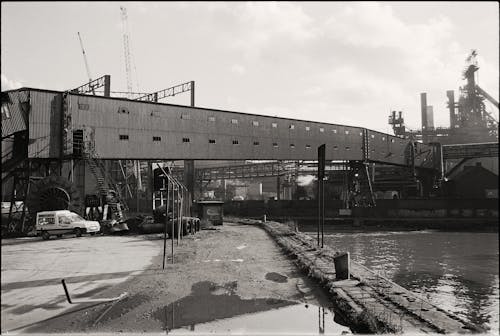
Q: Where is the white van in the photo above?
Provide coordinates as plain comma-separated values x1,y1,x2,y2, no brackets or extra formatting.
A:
36,210,100,240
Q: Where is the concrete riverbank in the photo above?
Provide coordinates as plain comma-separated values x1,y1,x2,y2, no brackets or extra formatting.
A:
234,217,486,334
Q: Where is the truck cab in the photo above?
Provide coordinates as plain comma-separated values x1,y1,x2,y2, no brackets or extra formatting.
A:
36,210,100,240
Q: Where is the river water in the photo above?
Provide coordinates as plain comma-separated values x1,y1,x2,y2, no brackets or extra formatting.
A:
303,229,499,332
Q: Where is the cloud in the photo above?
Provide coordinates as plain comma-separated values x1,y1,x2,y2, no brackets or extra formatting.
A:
208,2,316,60
1,74,23,90
231,64,246,75
202,2,483,131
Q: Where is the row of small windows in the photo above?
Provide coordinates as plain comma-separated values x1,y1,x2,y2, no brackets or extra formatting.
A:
120,135,356,150
120,135,163,141
116,110,398,143
120,134,399,145
120,134,400,148
182,114,355,133
121,114,399,143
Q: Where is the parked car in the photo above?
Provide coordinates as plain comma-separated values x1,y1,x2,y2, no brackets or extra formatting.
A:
36,210,100,240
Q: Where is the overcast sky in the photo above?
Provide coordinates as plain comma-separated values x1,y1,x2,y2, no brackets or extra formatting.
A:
1,1,498,133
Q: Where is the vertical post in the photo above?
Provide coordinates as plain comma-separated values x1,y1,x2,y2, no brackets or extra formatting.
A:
8,175,17,226
177,185,181,245
223,179,227,200
70,159,74,183
190,81,195,107
20,163,31,233
184,160,195,206
103,75,111,97
276,175,281,200
420,92,428,143
136,160,140,212
317,175,320,247
179,187,183,241
61,279,72,304
365,164,376,207
318,144,325,248
182,81,195,217
148,161,153,212
170,179,174,264
163,176,169,270
321,172,325,248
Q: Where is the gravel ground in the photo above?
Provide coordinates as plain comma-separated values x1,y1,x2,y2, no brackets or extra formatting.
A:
20,221,337,334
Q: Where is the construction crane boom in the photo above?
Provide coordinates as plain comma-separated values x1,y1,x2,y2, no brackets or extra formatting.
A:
77,32,94,94
120,6,133,98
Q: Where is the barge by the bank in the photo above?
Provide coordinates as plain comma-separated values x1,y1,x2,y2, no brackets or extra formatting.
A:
235,217,485,334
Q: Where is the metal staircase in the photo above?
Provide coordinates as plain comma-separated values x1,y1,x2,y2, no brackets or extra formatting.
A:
77,130,129,219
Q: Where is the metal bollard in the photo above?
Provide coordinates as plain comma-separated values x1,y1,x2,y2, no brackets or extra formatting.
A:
61,279,72,304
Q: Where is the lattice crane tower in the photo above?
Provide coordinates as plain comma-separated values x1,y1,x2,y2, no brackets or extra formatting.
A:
120,6,133,99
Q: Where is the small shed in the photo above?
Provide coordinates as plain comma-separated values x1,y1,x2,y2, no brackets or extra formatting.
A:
196,201,224,227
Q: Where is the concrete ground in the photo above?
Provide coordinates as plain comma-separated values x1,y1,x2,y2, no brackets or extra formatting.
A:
1,234,159,333
1,221,348,334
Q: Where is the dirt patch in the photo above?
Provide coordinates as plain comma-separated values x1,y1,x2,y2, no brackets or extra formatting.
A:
24,223,342,333
74,285,112,298
95,294,150,325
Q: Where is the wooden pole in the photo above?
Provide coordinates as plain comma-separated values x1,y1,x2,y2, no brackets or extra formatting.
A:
170,179,174,264
162,177,169,269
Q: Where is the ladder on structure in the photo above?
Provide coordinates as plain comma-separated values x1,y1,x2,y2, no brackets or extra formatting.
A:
85,152,129,220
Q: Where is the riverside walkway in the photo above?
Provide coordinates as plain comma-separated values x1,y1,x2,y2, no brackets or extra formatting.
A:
236,217,485,334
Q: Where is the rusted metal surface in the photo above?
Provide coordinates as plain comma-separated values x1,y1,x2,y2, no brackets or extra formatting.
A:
15,88,435,168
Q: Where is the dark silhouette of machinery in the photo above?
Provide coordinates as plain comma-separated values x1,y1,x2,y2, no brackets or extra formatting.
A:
26,176,83,216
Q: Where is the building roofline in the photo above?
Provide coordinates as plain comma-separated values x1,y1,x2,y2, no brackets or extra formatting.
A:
3,87,403,137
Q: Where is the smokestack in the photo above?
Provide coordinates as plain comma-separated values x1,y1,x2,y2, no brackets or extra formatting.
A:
426,106,434,130
420,93,428,132
447,90,457,128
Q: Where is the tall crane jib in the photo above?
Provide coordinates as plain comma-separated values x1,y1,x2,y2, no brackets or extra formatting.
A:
77,32,94,95
120,6,133,99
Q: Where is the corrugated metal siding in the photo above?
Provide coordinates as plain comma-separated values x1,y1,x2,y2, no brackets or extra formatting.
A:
3,91,418,166
1,90,28,138
367,130,409,165
28,90,62,158
66,93,411,163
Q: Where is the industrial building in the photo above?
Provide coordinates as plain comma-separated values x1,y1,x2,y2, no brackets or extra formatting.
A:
1,50,498,236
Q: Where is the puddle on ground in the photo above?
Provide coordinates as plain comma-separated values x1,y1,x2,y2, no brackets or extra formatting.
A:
152,281,292,330
265,272,288,283
152,281,351,334
169,303,351,334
